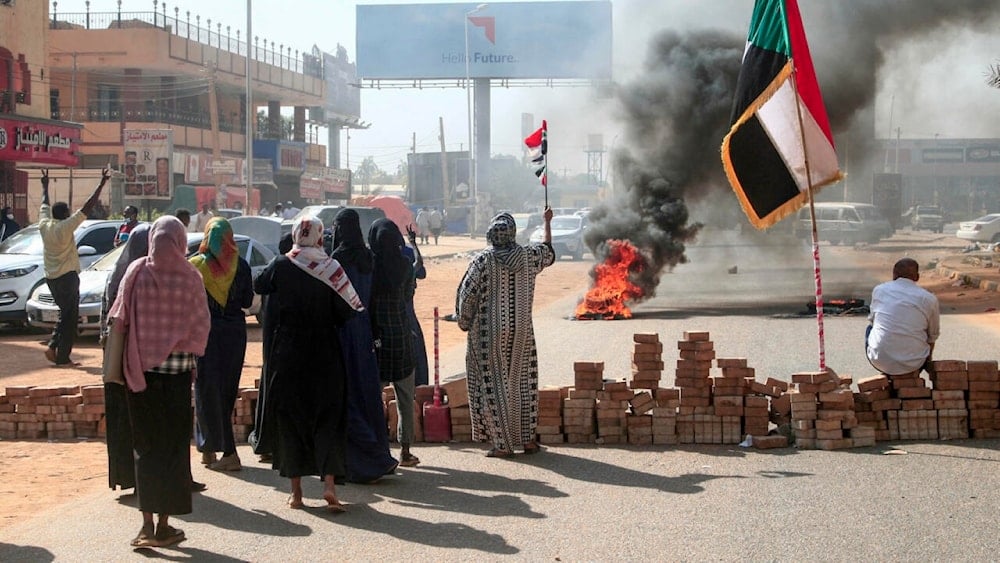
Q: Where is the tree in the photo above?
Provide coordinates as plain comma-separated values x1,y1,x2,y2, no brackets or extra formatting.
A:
988,61,1000,89
354,156,381,194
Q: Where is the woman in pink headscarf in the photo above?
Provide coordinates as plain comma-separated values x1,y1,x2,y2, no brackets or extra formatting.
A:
109,216,210,548
254,215,362,513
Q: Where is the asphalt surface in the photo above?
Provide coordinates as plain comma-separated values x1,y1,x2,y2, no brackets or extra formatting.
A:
3,230,1000,561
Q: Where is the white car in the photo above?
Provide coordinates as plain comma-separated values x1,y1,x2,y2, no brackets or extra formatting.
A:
0,220,120,325
956,214,1000,243
530,214,588,260
26,232,275,333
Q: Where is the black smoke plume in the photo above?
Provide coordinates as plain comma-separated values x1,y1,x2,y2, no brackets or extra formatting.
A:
584,30,743,301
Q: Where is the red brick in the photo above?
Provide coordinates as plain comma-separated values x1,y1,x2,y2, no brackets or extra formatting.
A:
681,331,710,341
633,333,660,344
633,342,663,354
716,358,748,369
677,340,714,351
857,375,890,392
765,378,789,391
930,360,967,371
573,361,605,373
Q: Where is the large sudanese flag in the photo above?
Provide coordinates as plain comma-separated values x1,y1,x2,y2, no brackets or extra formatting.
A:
721,0,843,230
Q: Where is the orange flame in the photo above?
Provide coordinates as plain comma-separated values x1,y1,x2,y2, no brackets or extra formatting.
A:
574,239,646,320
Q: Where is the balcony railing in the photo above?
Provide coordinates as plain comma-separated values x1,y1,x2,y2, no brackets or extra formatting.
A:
49,5,322,79
52,106,247,134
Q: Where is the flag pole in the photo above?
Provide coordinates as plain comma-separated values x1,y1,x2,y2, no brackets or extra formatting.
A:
544,149,549,209
790,63,828,374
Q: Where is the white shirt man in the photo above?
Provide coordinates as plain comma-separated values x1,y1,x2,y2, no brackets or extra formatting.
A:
192,205,214,233
866,258,940,375
282,201,300,220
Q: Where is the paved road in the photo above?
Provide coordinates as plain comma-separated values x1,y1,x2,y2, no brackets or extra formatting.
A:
4,230,1000,561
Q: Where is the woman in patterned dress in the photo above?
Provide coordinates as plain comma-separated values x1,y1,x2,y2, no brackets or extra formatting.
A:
456,208,554,457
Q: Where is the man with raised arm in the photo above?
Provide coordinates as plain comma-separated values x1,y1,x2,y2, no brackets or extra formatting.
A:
39,165,111,367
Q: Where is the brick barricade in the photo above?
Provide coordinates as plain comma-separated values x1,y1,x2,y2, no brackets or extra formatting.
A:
2,334,995,452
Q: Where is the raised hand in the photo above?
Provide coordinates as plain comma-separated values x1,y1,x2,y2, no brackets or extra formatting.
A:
40,168,49,187
100,164,112,184
405,224,418,245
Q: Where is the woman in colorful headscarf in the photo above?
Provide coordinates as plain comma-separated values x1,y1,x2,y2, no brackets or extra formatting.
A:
190,216,254,472
368,218,421,467
254,215,362,512
456,207,554,458
108,216,210,547
331,209,398,483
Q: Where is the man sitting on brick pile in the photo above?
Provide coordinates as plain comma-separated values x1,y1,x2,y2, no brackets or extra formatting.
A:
865,258,940,376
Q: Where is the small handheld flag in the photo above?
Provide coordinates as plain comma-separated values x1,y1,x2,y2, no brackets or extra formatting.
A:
524,120,548,206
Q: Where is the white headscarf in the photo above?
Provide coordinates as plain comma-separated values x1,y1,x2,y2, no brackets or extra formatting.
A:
286,215,363,311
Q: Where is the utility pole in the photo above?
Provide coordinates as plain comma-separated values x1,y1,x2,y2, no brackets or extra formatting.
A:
438,117,450,208
69,52,77,206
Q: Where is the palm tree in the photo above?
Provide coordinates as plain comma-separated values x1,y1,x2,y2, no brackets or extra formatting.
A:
987,61,1000,89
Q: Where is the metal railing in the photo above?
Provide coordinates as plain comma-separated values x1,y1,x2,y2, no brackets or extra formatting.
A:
51,106,246,134
49,5,322,79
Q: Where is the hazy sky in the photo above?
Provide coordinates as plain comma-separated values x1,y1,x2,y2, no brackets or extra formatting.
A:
52,1,1000,175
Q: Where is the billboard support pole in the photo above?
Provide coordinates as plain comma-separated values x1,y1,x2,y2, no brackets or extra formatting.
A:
465,4,487,237
245,0,254,213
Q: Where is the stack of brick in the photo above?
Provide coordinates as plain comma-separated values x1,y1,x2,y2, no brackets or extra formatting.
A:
965,361,1000,438
749,377,789,430
565,362,602,443
854,375,892,441
675,331,714,444
651,388,679,445
631,333,664,390
791,372,864,449
595,381,630,445
442,378,473,442
626,390,655,445
0,385,106,441
886,370,937,440
536,386,565,444
926,360,967,439
714,357,751,444
233,388,257,443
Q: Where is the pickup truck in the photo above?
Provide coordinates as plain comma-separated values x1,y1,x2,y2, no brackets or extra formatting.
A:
909,205,945,233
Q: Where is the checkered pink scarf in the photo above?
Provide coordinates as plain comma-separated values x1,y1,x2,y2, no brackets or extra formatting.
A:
109,217,210,392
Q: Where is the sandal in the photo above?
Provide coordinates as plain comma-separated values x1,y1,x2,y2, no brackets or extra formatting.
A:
523,442,543,455
486,448,514,458
154,524,185,547
130,523,158,548
287,496,304,509
399,453,420,467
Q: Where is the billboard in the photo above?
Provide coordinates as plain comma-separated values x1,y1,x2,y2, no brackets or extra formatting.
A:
123,129,173,200
357,1,612,80
0,116,80,167
321,46,362,121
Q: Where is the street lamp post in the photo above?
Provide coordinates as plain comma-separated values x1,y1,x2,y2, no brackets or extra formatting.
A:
465,3,486,236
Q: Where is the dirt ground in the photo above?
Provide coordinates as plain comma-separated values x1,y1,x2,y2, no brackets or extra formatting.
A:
0,243,998,527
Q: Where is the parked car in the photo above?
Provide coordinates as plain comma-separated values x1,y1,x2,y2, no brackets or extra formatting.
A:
215,208,244,219
0,220,120,324
793,202,892,245
284,205,387,240
26,232,275,333
956,213,1000,243
530,214,588,260
908,205,945,233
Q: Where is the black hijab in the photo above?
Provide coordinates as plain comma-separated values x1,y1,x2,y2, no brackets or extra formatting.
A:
368,218,410,294
331,208,373,274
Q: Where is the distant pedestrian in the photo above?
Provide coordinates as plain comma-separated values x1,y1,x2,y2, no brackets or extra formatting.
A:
456,208,554,457
254,215,363,512
108,216,210,548
272,203,284,218
428,207,444,245
173,208,191,229
39,166,110,367
0,206,20,241
192,204,214,233
415,207,431,245
190,217,254,472
283,201,300,220
114,205,140,247
331,209,398,483
368,218,421,468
